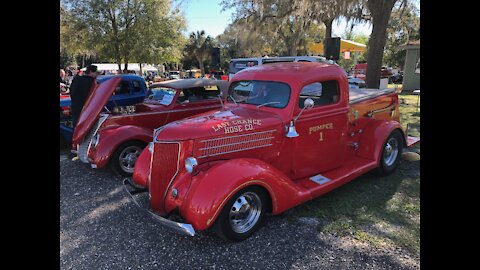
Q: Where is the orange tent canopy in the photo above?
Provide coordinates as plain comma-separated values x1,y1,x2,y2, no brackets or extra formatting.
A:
309,39,367,54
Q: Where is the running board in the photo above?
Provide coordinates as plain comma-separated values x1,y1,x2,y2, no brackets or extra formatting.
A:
296,156,378,200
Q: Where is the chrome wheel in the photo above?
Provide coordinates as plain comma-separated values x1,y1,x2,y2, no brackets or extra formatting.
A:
383,137,399,167
118,145,142,173
229,191,262,234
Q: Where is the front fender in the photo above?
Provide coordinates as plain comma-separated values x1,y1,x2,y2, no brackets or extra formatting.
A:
91,125,152,168
356,119,405,163
178,158,309,231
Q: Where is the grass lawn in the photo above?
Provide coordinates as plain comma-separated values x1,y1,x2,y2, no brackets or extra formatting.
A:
291,92,420,256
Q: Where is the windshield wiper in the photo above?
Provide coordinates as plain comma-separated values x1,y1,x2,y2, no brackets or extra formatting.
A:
256,101,280,108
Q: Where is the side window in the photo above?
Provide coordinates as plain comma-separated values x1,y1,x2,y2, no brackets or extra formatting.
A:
299,80,339,108
180,87,208,103
132,80,141,92
115,81,130,95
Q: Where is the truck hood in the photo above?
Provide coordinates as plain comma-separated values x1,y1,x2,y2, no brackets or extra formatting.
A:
154,106,284,141
72,77,121,145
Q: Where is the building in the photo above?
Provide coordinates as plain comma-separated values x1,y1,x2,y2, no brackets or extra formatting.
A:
81,63,159,75
398,40,420,91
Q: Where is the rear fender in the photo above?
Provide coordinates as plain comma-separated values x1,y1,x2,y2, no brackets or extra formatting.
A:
179,158,309,231
91,125,152,168
357,119,405,162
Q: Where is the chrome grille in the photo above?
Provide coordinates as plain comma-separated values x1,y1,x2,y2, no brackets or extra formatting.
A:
78,113,109,163
149,142,180,212
198,130,276,158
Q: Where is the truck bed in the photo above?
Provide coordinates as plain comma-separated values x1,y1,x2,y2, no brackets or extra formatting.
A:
349,88,395,104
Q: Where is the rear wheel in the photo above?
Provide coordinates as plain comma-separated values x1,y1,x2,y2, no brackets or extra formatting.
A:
214,186,268,242
377,130,403,175
111,141,146,177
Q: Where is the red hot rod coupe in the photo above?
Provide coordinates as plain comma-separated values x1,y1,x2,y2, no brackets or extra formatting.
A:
72,78,229,176
124,62,420,241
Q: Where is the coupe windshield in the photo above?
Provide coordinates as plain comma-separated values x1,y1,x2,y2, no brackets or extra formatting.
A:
228,81,291,108
146,87,176,105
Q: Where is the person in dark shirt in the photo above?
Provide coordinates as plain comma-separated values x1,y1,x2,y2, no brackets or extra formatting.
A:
69,65,99,130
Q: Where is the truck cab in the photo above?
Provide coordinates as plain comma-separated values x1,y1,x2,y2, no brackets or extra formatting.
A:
125,62,419,241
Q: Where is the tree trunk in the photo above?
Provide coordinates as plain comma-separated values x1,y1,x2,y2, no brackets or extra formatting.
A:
365,0,397,89
323,18,334,55
199,59,205,77
139,63,143,76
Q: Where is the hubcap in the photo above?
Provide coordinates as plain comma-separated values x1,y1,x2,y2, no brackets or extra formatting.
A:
383,137,399,166
229,191,262,234
119,145,142,173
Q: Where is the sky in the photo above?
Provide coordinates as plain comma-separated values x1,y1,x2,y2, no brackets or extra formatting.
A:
179,0,374,39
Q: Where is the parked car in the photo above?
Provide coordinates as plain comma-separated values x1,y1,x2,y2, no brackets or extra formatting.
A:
228,56,332,81
60,75,148,143
390,71,404,84
169,71,180,80
347,76,366,89
72,78,229,176
353,63,394,81
124,62,420,241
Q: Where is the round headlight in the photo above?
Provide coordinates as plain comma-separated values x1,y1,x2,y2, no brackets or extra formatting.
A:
185,157,198,174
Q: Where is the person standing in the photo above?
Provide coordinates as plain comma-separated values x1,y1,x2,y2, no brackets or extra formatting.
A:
60,69,67,84
69,65,99,130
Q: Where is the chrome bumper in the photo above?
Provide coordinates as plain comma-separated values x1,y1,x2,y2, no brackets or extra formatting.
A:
122,178,195,237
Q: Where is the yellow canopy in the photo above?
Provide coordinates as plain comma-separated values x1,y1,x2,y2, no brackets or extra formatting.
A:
309,39,367,54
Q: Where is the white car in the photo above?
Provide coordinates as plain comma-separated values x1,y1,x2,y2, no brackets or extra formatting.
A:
228,56,333,81
169,71,180,80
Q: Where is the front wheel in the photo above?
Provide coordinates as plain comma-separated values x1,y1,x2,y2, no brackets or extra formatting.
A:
377,130,403,175
214,186,268,241
111,141,146,177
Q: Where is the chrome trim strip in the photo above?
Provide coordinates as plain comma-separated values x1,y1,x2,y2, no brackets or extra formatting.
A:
367,103,396,118
200,129,276,143
152,126,167,143
198,143,273,158
83,114,109,164
199,136,275,150
123,179,195,237
110,105,221,119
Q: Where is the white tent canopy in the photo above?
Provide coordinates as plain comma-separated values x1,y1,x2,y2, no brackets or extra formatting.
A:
80,63,159,73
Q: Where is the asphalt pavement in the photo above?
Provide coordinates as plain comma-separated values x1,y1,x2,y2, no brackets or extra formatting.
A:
60,145,419,270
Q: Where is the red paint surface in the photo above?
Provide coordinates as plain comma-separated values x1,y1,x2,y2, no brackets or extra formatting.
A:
135,62,419,231
72,77,121,145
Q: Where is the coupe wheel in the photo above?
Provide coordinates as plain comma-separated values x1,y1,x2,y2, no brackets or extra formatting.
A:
378,130,403,175
111,141,146,176
214,186,268,241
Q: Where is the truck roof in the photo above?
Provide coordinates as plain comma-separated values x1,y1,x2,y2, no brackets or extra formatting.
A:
97,74,144,82
231,62,347,92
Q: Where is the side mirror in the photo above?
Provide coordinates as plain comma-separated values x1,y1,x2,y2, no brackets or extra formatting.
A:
304,98,314,109
286,98,315,138
294,98,314,122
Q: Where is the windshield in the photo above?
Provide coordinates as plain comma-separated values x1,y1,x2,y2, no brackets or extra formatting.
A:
228,80,291,108
146,86,176,105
